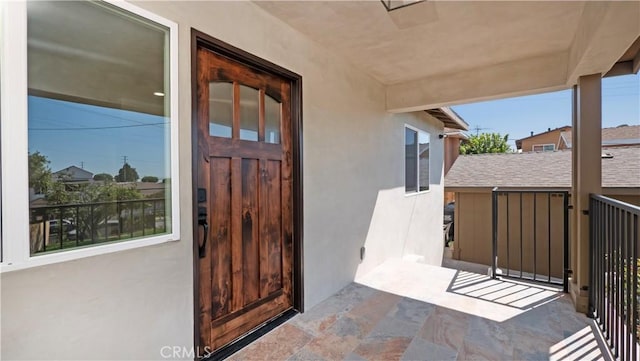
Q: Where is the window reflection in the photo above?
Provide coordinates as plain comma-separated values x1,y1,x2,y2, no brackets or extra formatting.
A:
27,1,171,255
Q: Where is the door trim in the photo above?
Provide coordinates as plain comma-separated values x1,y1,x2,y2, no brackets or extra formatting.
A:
190,28,304,355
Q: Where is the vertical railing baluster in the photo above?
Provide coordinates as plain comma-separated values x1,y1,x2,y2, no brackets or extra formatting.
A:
104,205,108,242
563,192,569,292
623,210,630,361
632,213,638,361
90,204,94,243
153,200,157,235
130,203,134,239
534,193,537,282
491,188,498,279
75,205,80,247
615,206,620,358
519,192,523,279
592,199,597,317
59,207,64,250
117,201,121,240
506,193,510,277
163,198,167,232
608,202,612,336
548,193,551,283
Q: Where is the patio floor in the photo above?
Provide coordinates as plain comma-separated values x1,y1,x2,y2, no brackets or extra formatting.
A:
229,259,610,361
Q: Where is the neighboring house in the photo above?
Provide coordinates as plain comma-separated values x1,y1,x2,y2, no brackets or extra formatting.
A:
516,124,640,151
424,107,469,204
515,125,571,152
0,1,638,360
444,146,640,268
443,128,469,203
52,165,93,183
560,124,640,149
132,181,167,198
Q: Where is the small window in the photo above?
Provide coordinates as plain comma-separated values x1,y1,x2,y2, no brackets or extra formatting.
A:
26,1,175,256
405,126,430,193
532,144,555,152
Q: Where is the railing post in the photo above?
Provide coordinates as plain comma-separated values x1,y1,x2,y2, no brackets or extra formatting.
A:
563,191,569,293
491,187,498,279
588,195,595,318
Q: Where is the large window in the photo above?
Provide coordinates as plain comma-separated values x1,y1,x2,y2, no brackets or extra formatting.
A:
405,126,430,193
1,1,179,270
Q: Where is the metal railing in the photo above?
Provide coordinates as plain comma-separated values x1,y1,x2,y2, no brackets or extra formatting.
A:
491,188,570,291
589,194,639,361
29,198,167,254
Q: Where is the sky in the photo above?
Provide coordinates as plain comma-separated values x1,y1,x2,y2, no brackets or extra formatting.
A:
28,96,170,179
452,73,640,149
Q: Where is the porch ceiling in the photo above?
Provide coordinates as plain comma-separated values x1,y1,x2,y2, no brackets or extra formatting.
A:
255,1,640,112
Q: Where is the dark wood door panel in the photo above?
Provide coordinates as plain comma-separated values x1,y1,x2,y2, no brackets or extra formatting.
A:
260,159,283,296
241,158,260,306
210,157,232,319
196,43,293,352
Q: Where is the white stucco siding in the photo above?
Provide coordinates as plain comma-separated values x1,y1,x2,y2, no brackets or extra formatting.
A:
1,2,445,359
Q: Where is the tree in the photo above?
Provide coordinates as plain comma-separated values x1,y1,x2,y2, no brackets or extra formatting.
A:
460,133,511,155
28,151,52,194
93,173,113,182
114,163,139,182
141,176,159,183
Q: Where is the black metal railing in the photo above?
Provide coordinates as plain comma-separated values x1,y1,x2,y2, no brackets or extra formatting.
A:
29,198,167,254
491,188,570,291
589,194,639,361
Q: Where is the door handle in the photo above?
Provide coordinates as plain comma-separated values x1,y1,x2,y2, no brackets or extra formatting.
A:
198,206,208,258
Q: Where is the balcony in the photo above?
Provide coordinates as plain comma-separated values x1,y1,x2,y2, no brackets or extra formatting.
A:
229,259,610,360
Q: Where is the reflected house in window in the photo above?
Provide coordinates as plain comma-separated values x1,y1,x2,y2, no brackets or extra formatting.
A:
52,166,93,184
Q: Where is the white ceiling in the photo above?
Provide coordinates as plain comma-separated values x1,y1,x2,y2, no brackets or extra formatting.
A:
256,1,584,85
255,1,640,111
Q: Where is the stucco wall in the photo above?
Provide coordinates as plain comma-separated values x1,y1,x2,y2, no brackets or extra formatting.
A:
1,2,445,360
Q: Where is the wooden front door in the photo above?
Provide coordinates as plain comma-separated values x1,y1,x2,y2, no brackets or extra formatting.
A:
195,45,294,351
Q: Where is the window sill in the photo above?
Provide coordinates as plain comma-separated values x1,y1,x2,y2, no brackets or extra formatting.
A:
405,189,431,197
0,235,179,273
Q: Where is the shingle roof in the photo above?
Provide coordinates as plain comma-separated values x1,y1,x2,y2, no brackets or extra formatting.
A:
444,146,640,189
561,125,640,148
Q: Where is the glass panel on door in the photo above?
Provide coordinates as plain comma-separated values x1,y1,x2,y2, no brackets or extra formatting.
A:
265,94,281,144
209,82,233,138
239,85,259,141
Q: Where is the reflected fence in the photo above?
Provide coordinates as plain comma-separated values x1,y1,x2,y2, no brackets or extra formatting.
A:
29,198,167,254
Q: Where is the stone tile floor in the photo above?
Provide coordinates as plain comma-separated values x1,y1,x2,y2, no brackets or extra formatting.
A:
230,259,610,361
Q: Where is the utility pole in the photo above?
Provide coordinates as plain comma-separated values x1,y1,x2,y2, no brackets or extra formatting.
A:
80,161,84,169
471,125,491,136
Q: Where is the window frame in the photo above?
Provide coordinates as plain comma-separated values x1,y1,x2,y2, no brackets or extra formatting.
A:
404,124,431,195
0,0,180,272
532,143,555,152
